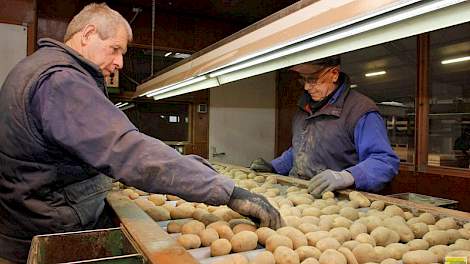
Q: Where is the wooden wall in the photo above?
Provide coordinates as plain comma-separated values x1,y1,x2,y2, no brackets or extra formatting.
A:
36,0,244,51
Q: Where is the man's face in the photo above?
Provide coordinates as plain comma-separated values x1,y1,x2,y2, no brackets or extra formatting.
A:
82,25,128,77
299,66,339,101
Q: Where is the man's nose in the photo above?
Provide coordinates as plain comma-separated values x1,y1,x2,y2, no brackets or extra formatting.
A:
114,54,124,70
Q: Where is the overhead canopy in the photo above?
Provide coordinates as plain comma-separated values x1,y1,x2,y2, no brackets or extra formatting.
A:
134,0,470,100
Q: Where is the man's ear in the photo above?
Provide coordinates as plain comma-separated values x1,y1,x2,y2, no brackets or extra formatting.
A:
330,66,340,82
81,24,97,46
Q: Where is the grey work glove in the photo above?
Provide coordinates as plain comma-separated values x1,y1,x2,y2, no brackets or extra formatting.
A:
250,157,274,172
308,169,355,198
227,187,284,230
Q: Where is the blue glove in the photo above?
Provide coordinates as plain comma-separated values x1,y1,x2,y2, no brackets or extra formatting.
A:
307,169,355,198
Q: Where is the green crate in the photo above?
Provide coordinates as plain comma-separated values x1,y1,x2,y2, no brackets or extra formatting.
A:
27,227,144,264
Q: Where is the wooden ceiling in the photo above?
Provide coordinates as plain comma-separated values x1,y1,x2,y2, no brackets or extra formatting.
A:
108,0,299,25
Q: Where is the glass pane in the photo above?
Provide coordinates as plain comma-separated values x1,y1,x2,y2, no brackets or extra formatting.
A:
429,22,470,169
342,36,417,164
137,102,190,142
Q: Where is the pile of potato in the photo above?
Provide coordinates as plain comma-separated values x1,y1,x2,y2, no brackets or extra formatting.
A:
117,164,470,264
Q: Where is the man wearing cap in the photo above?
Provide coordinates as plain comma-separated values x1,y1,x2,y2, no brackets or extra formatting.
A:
251,56,399,197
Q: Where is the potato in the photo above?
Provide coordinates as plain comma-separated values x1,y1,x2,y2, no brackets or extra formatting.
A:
447,229,463,243
343,240,361,251
385,243,409,260
370,227,400,246
403,212,414,221
208,221,234,240
333,216,353,229
435,217,458,230
364,216,383,233
181,220,205,235
329,227,351,243
233,223,257,234
355,233,376,247
352,243,376,263
166,221,181,233
298,223,319,234
348,191,370,207
254,176,265,183
177,234,201,249
383,205,405,218
199,228,219,247
128,192,139,200
301,216,320,225
277,227,308,249
319,249,346,264
289,195,313,206
337,246,358,264
454,239,470,250
406,239,429,250
321,205,341,215
211,238,232,256
148,194,166,206
134,198,155,211
274,246,300,264
199,213,222,226
409,222,429,239
370,200,385,211
316,237,340,252
459,228,470,239
339,207,359,221
230,231,258,252
429,244,449,261
402,250,437,264
170,205,195,219
256,227,277,245
383,222,414,242
322,191,335,199
349,222,367,239
302,207,322,217
147,206,171,221
299,258,320,264
284,216,303,228
374,246,391,262
295,246,321,261
418,213,436,225
266,234,293,252
305,231,330,246
250,251,275,264
423,230,449,246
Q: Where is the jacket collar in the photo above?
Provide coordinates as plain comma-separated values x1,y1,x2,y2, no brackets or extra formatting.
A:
298,72,351,118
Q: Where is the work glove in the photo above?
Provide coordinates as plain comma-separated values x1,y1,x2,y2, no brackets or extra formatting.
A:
250,157,274,172
227,186,284,230
308,169,355,198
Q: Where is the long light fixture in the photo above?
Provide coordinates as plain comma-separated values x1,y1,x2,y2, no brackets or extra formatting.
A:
208,0,462,79
365,71,386,77
138,0,467,100
143,76,207,97
441,55,470,64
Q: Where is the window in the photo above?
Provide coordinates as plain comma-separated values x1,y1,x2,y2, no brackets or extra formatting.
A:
342,36,417,164
137,103,190,142
428,23,470,169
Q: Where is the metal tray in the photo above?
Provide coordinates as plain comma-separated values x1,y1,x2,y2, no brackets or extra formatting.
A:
387,192,459,208
27,227,144,264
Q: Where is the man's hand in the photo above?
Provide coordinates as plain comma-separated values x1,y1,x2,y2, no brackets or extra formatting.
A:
250,158,274,172
308,169,354,198
227,187,284,230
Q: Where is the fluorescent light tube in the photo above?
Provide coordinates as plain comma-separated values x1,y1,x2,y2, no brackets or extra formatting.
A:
350,84,358,88
146,76,208,97
441,55,470,64
365,71,386,77
115,102,124,107
117,102,129,108
152,78,219,101
208,0,463,79
164,52,172,57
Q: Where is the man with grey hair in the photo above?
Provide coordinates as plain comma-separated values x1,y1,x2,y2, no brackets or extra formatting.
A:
0,3,282,262
251,56,399,197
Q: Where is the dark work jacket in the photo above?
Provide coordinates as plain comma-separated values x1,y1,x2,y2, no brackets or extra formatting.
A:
0,39,113,262
0,39,234,263
289,74,379,179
